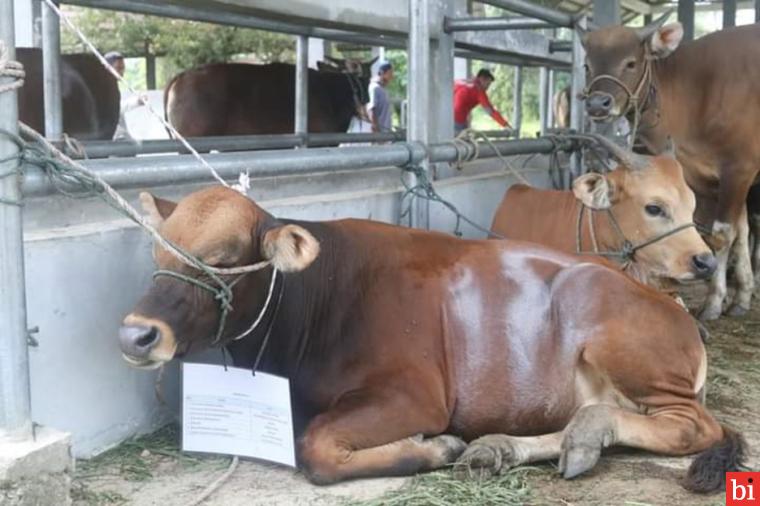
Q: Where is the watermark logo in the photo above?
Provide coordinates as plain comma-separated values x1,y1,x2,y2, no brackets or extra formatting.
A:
727,472,759,505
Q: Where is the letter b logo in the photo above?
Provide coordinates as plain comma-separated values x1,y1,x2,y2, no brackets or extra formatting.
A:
727,472,759,505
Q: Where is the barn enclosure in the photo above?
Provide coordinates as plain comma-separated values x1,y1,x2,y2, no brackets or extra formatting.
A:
1,1,758,505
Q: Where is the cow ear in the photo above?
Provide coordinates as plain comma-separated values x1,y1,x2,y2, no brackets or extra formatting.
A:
572,173,616,210
649,22,683,58
261,224,320,272
139,192,177,227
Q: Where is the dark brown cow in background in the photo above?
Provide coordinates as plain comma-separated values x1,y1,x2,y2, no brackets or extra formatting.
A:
17,48,120,140
117,186,744,491
164,59,372,137
579,18,760,320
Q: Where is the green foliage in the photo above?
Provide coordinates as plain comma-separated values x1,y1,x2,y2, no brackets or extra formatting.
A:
60,6,293,88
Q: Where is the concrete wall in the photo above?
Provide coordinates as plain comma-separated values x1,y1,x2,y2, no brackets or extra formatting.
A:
23,159,552,457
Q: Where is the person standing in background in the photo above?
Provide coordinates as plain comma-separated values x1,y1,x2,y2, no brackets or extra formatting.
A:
105,51,144,141
368,61,394,133
453,68,512,135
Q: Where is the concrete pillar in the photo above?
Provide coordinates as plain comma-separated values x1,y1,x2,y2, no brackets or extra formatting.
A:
13,0,34,47
454,57,468,80
678,0,695,42
370,45,385,75
723,0,736,28
593,0,621,26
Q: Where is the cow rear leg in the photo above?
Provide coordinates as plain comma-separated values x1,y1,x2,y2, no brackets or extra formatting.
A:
298,386,465,484
559,403,723,479
453,432,563,479
726,208,754,316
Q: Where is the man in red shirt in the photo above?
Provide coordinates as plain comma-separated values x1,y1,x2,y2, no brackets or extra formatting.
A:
454,68,512,134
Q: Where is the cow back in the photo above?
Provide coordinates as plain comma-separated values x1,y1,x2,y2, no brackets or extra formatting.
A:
15,48,119,140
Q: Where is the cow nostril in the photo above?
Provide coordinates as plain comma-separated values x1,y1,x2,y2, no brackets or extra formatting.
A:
119,324,161,358
692,253,718,277
136,326,160,349
601,96,612,108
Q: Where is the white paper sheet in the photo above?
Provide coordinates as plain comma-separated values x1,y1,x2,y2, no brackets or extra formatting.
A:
181,363,295,467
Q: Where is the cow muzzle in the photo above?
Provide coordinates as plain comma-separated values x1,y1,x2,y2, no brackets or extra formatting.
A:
691,252,718,280
585,91,615,120
119,315,177,369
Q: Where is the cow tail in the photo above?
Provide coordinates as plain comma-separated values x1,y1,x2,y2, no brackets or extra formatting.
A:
683,425,747,493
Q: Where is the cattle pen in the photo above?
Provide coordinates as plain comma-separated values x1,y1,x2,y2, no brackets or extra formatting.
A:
1,1,759,505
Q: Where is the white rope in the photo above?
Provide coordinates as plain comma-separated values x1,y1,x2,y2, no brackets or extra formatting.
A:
20,123,270,276
230,267,279,341
40,0,245,192
0,40,25,94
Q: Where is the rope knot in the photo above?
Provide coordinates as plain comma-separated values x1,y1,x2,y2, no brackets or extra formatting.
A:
0,40,26,95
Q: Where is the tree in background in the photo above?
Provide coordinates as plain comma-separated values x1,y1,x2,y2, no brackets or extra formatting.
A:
60,6,294,89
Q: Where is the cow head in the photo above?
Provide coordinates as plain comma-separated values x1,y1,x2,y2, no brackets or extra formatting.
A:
118,186,319,369
317,56,378,120
579,12,683,120
572,137,716,284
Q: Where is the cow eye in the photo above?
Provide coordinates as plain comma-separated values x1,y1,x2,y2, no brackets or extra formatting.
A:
625,60,636,70
645,204,664,217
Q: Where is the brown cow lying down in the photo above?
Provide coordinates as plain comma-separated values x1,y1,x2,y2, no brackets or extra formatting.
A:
118,187,743,491
491,137,716,291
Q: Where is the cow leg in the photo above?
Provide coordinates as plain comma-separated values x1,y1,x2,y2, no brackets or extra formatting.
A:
559,403,722,479
700,243,730,321
298,386,466,484
453,432,564,479
726,207,754,316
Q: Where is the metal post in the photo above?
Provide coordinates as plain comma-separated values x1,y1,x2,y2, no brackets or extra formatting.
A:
512,65,523,137
539,66,549,135
406,0,430,229
570,16,587,179
478,0,574,27
723,0,736,28
0,0,33,442
295,35,308,137
144,39,156,90
756,0,760,23
32,0,42,47
592,0,621,27
678,0,695,42
41,0,62,140
547,68,555,128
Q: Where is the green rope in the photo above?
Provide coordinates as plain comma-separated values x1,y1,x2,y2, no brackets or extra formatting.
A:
0,126,250,345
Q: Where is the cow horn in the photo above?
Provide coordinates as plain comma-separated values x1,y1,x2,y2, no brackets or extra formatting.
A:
636,10,674,41
585,133,650,171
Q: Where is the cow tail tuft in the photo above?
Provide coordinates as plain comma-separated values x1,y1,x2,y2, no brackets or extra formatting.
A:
683,425,747,493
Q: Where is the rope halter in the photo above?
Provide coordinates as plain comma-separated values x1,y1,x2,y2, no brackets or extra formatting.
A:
152,259,277,347
576,203,696,269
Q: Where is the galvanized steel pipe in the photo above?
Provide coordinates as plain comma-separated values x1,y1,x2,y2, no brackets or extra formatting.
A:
444,16,554,32
22,138,573,197
0,0,33,441
295,35,309,137
479,0,574,27
42,0,63,139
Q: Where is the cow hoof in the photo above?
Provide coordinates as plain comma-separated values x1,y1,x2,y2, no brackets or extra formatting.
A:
696,320,711,343
698,305,722,322
560,445,601,480
725,304,749,318
429,434,467,465
453,444,501,480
